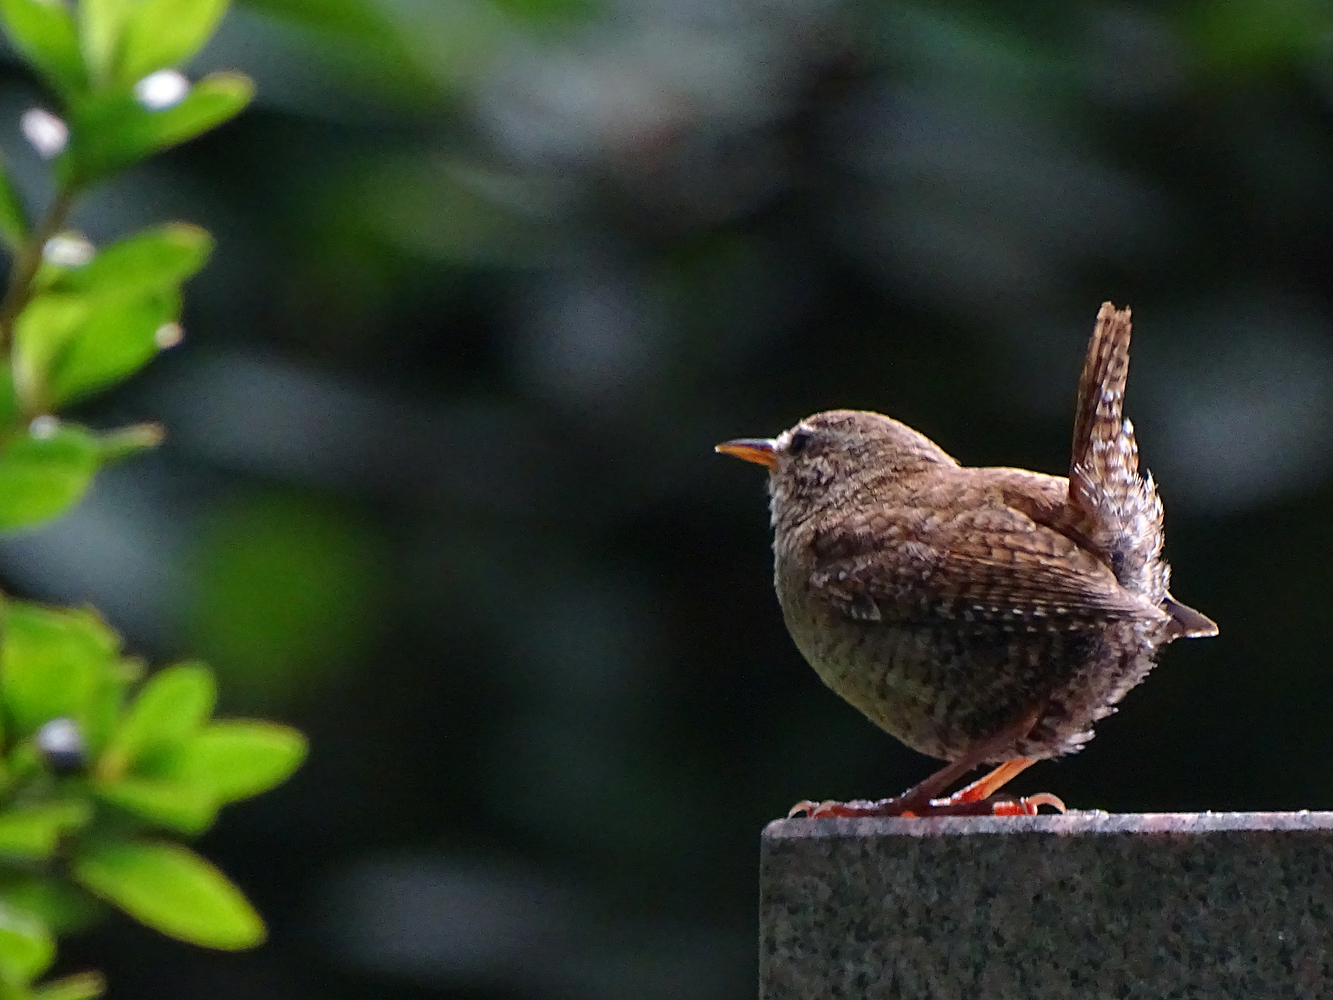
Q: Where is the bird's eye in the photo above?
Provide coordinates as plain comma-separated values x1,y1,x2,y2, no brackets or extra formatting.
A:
788,429,813,455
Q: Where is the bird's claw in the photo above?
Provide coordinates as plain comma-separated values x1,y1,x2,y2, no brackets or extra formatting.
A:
788,798,916,818
979,792,1067,816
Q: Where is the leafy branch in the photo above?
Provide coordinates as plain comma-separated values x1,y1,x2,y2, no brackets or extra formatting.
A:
0,188,73,346
0,2,304,998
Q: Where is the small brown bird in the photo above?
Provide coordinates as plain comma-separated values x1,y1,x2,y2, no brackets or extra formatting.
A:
717,303,1217,817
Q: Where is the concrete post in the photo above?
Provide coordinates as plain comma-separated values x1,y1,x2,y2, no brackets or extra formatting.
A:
760,812,1333,999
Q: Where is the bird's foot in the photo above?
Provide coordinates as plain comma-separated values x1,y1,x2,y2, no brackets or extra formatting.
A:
788,758,1066,818
787,791,1065,818
788,796,917,818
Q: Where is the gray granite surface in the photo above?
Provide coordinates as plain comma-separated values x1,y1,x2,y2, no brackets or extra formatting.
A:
760,812,1333,999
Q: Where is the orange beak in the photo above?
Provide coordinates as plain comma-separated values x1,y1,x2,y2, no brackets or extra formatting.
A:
715,437,778,469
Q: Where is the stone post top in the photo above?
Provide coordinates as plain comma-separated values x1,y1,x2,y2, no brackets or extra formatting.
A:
764,810,1333,840
760,810,1333,998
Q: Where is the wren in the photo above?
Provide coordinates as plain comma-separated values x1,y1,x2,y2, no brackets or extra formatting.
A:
717,303,1217,817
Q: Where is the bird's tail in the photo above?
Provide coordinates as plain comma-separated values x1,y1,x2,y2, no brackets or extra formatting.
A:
1067,302,1166,600
1070,302,1132,478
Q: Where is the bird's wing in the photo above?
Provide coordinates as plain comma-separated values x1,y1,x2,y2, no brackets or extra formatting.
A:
807,498,1161,628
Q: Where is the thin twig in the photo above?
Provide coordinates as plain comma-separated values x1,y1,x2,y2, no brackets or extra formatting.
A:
0,186,75,350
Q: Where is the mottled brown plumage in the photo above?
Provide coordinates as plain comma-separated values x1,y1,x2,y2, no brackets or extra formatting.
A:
718,303,1217,816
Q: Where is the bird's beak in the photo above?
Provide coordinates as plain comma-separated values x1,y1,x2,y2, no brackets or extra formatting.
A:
715,438,778,469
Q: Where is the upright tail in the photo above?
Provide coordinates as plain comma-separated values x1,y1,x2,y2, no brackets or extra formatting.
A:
1070,302,1132,482
1065,303,1216,637
1067,303,1164,599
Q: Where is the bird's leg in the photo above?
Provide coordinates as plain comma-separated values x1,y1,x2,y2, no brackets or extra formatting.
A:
944,757,1034,801
788,749,989,819
789,707,1065,818
927,757,1066,816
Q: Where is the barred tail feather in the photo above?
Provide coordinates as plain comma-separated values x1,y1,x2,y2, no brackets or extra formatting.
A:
1067,302,1165,600
1070,301,1133,486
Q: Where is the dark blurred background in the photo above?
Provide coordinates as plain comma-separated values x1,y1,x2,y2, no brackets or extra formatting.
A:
4,0,1333,995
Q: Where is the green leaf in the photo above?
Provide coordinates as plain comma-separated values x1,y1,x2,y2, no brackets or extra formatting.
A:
31,972,107,1000
0,153,28,252
0,602,120,742
0,0,88,98
95,777,217,834
73,839,266,949
50,223,211,299
96,423,165,463
44,291,180,406
0,422,101,533
99,662,215,780
12,294,88,411
14,228,205,405
133,70,254,146
164,722,306,803
117,0,228,84
0,876,102,936
0,801,92,859
78,0,134,87
0,361,19,427
59,71,254,187
0,900,54,981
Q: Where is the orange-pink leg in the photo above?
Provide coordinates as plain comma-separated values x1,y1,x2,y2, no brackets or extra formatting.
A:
788,751,990,819
929,757,1066,816
788,708,1066,818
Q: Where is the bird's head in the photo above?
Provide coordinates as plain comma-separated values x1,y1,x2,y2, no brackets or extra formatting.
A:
716,409,955,528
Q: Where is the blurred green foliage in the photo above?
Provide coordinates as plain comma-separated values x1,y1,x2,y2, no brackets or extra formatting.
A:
189,494,377,705
0,0,304,997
